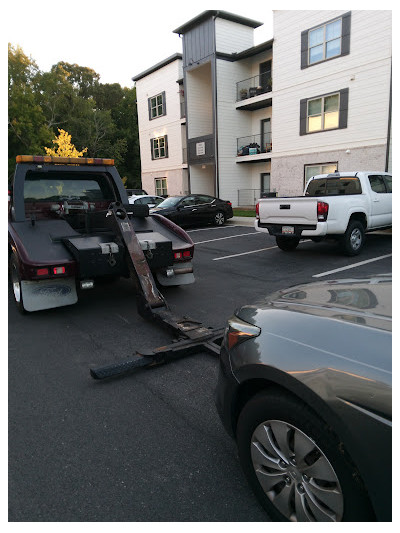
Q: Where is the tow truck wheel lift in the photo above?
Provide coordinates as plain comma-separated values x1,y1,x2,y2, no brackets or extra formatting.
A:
90,202,224,380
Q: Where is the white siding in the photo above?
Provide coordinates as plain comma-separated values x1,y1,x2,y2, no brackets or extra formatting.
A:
135,58,186,195
186,62,213,138
272,10,392,156
215,18,254,54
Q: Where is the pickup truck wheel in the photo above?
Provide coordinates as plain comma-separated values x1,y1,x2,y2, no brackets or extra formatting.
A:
237,390,374,522
342,221,365,256
214,211,225,226
276,236,300,251
9,254,26,314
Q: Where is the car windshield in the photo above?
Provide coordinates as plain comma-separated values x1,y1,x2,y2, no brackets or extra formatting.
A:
306,177,362,196
156,197,182,208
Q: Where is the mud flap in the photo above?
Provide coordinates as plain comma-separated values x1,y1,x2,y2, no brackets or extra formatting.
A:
21,277,78,312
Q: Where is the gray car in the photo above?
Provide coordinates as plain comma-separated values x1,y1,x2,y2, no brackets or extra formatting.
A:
216,275,392,522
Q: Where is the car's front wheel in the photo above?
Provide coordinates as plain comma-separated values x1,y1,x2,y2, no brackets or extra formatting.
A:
236,390,374,522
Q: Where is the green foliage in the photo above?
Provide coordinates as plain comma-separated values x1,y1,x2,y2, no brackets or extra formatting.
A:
8,45,140,186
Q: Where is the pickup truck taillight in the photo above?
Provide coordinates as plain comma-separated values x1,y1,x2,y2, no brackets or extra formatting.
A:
317,201,329,222
256,202,260,219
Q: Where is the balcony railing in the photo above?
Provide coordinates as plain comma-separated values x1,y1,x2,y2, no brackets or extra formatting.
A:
237,133,272,157
236,73,272,102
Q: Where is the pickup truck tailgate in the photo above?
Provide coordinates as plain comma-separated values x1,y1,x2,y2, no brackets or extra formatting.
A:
259,197,318,225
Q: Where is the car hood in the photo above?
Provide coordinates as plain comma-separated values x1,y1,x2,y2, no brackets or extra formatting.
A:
237,275,392,333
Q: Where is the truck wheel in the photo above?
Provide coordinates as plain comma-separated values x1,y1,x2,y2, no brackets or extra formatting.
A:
342,221,365,256
276,236,300,251
9,253,26,314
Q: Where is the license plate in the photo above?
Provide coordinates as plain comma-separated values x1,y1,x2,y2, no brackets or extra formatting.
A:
282,226,294,234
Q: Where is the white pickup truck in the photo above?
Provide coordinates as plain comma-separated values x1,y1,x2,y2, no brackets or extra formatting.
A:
255,171,392,255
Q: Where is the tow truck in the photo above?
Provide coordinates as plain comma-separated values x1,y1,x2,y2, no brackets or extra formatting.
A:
8,155,195,313
9,155,224,377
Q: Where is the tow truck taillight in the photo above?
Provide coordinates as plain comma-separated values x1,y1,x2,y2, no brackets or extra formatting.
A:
174,250,192,261
317,201,329,221
36,268,49,276
53,266,66,275
256,202,260,219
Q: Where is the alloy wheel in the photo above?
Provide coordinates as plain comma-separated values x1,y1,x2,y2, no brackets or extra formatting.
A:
11,262,21,303
250,419,343,521
350,228,362,250
215,212,225,225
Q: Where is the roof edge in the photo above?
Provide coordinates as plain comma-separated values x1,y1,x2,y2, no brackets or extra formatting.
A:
132,53,182,82
173,10,263,34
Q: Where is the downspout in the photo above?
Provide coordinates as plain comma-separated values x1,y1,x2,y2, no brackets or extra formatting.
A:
212,15,220,197
385,62,392,173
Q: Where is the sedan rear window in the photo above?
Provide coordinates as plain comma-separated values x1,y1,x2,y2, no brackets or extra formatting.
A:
306,177,362,196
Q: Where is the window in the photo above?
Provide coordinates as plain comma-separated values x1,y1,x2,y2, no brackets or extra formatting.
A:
306,176,361,196
309,18,342,64
148,92,166,120
155,178,167,196
384,175,392,192
307,93,339,132
300,89,348,135
368,175,389,194
195,195,215,204
151,136,168,159
301,12,351,69
305,164,337,187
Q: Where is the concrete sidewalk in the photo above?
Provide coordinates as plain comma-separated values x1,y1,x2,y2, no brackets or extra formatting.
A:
227,216,256,227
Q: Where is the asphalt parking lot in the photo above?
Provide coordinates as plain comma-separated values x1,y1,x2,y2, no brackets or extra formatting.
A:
8,220,392,521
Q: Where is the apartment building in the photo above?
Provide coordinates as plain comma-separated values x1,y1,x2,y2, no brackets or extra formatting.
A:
132,10,392,206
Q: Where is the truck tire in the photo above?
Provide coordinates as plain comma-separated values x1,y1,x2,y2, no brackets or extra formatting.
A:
9,253,26,314
342,221,365,256
276,236,300,251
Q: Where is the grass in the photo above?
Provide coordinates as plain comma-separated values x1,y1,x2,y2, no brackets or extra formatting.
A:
233,208,256,217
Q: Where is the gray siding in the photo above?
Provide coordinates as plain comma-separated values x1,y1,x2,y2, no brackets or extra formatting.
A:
182,18,215,67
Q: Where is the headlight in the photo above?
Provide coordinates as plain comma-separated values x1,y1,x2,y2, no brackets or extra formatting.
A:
226,315,261,350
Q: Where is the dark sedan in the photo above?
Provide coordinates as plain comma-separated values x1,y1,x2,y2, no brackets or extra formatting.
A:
216,275,392,522
150,194,233,227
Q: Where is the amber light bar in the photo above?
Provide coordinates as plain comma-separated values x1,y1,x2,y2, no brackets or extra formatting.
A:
16,155,114,166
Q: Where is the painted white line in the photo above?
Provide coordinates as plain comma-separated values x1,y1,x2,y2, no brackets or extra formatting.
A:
187,225,248,233
195,232,261,245
213,245,278,260
312,254,392,278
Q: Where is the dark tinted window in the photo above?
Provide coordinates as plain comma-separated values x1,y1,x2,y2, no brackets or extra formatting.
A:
24,171,115,202
368,175,387,194
384,175,392,193
195,195,215,203
157,196,182,208
306,176,361,196
180,196,197,207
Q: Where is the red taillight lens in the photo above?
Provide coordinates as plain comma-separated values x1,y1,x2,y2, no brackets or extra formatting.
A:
53,266,66,275
256,202,260,219
226,317,261,350
317,201,329,221
36,268,49,276
227,201,232,207
174,250,192,261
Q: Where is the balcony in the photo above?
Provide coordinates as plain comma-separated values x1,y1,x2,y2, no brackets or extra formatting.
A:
237,133,272,162
236,73,272,111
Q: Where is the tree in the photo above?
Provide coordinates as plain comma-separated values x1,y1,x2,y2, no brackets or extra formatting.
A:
44,129,87,157
8,44,52,179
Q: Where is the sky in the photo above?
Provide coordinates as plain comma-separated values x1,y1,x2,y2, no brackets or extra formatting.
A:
6,1,395,88
6,0,274,88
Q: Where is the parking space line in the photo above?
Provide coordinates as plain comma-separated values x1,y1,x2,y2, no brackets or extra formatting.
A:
187,225,248,233
195,232,260,245
312,254,392,278
213,245,278,260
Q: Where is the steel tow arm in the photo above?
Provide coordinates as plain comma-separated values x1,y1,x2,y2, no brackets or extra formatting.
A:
90,202,224,380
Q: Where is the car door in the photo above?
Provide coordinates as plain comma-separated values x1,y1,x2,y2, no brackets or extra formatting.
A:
368,174,392,227
176,196,200,225
192,195,217,225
